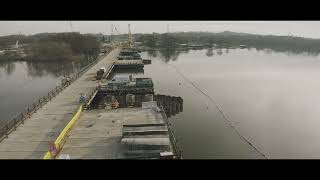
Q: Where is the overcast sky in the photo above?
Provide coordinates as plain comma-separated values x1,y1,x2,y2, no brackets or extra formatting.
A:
1,21,320,39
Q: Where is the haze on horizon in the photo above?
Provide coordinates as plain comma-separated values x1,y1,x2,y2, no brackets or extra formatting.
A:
1,21,320,39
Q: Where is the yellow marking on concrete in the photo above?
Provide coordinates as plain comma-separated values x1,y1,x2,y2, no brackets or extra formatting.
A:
43,105,83,159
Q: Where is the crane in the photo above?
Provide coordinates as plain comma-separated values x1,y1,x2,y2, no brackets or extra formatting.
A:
110,24,122,48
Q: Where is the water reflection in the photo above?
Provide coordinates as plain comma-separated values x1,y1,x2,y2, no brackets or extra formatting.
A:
146,48,181,63
159,48,181,62
216,48,223,56
206,48,214,57
0,60,16,76
25,61,73,77
143,46,320,63
146,50,158,58
0,59,94,78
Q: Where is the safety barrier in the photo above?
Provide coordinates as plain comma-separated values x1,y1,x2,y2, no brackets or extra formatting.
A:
43,83,101,159
43,105,83,159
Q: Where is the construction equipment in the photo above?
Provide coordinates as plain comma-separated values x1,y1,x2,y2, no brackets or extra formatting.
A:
96,67,106,80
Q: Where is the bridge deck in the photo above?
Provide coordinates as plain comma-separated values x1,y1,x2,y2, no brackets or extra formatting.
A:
58,107,170,159
0,49,119,159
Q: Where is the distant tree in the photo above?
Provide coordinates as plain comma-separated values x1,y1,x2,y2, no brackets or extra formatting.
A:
26,42,74,61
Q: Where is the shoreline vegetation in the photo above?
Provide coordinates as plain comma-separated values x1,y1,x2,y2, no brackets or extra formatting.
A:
1,31,320,63
0,32,102,62
131,31,320,56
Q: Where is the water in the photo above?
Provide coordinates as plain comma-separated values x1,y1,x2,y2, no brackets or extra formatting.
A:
140,48,320,159
0,60,88,127
2,48,320,158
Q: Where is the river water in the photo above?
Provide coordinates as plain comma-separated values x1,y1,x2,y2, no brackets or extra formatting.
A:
2,48,320,158
141,48,320,159
0,60,90,127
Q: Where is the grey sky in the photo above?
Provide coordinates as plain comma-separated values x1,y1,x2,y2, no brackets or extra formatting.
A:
1,21,320,38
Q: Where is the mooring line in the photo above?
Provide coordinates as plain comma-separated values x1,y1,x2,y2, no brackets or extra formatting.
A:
169,63,269,159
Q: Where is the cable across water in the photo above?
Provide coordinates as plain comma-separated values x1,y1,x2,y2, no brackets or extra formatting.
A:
169,63,269,159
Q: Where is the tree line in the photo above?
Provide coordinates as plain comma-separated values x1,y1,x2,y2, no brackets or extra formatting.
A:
132,31,320,55
0,32,101,61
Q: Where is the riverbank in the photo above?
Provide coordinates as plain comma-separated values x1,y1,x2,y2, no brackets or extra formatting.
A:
132,31,320,56
0,32,105,63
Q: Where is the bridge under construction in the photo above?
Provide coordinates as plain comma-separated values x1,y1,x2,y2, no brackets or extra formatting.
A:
0,47,183,159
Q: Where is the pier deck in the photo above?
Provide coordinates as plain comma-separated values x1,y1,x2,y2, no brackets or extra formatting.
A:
0,49,120,159
58,106,171,159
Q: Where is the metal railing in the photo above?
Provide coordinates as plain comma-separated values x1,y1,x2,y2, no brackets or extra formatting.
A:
159,104,182,159
0,50,112,142
83,85,100,110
